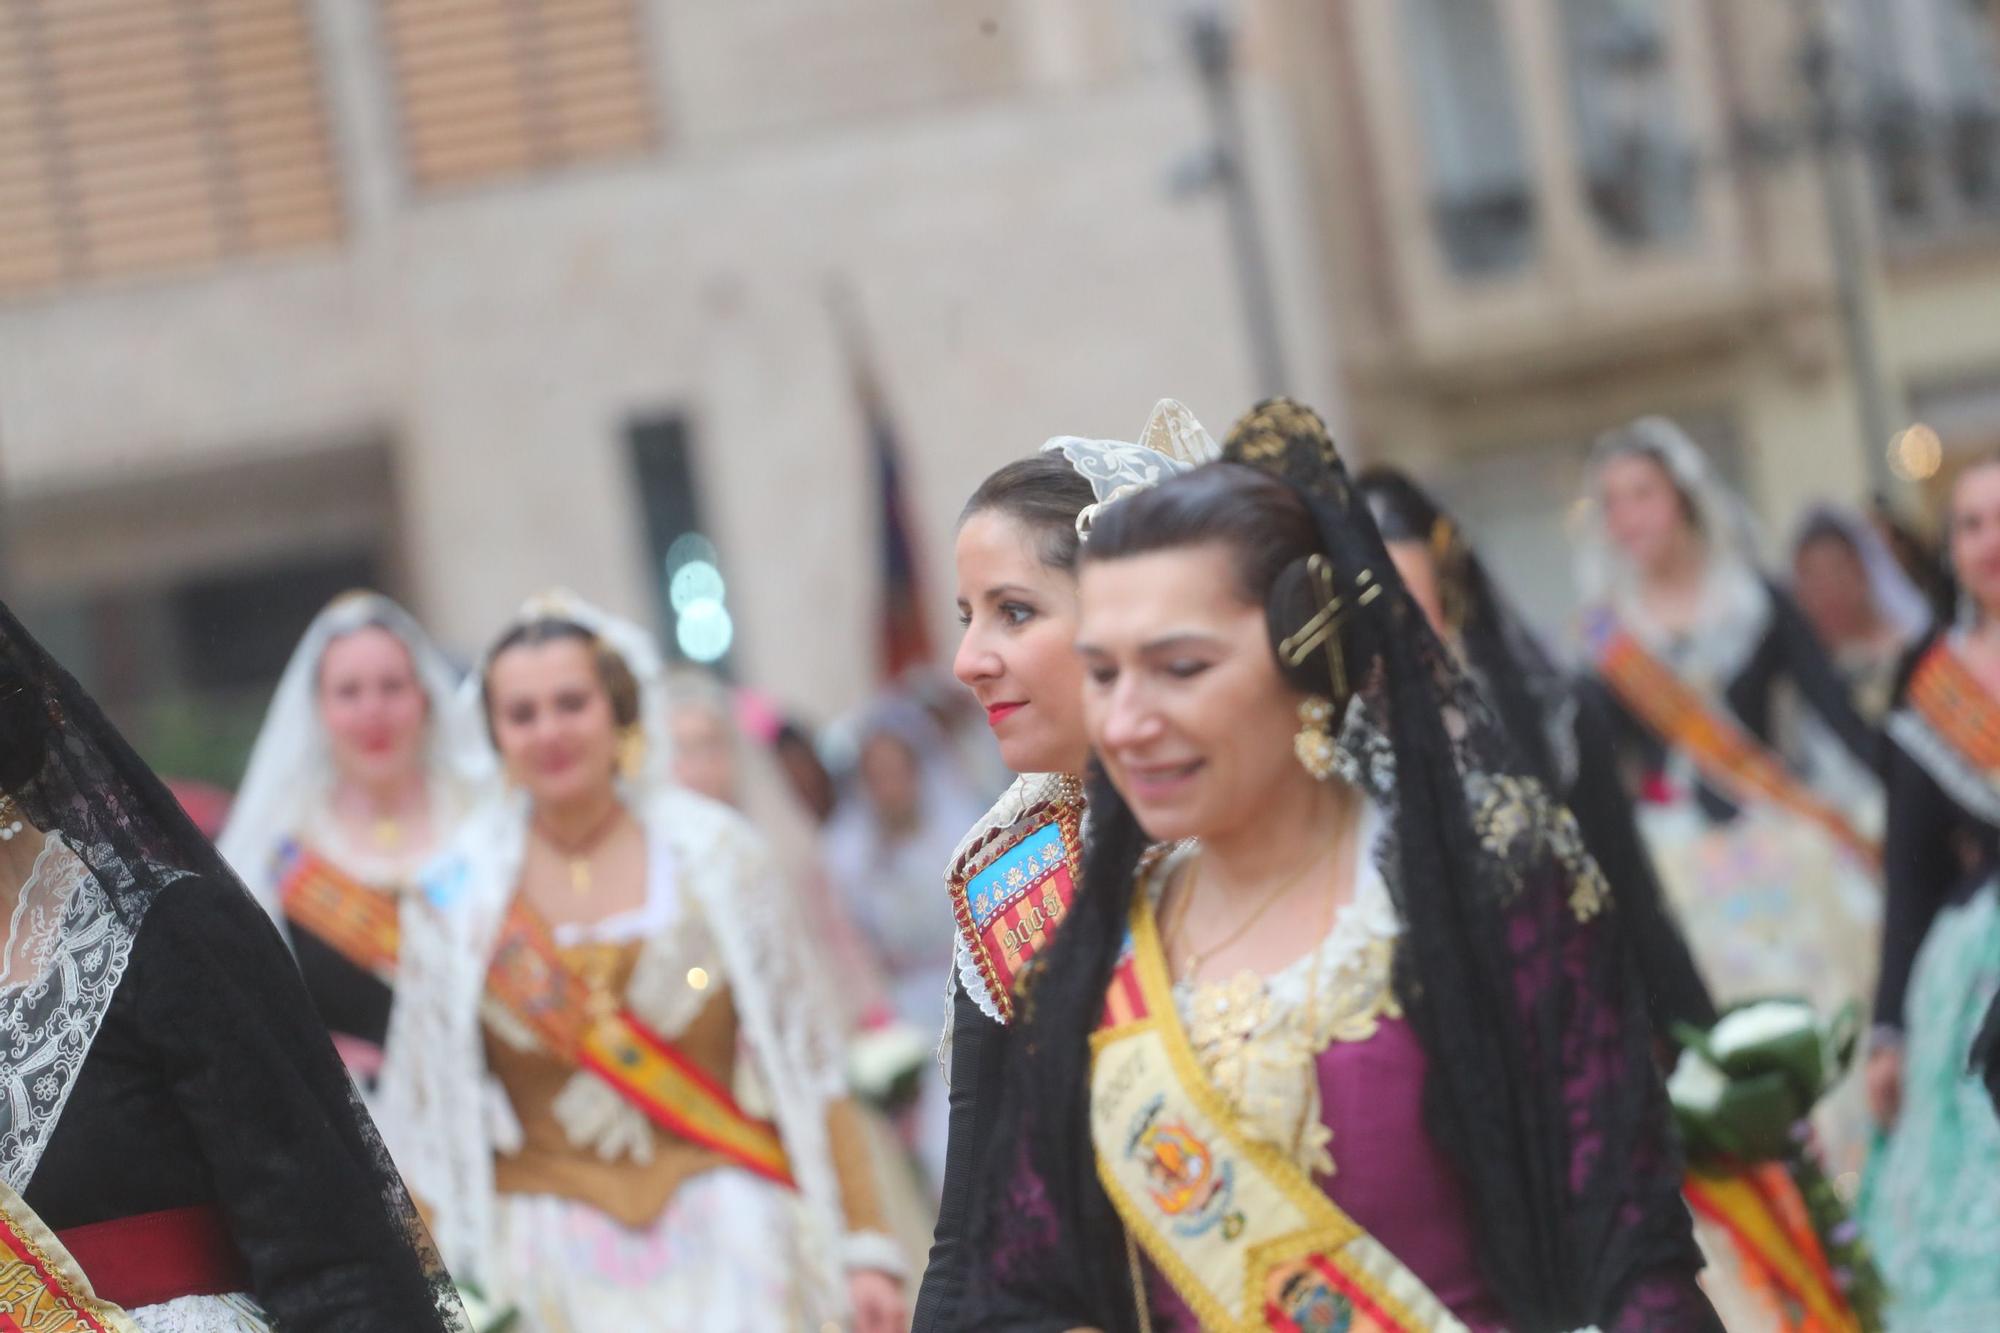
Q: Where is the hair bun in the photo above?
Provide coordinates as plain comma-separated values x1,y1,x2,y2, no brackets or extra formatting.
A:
1221,397,1349,501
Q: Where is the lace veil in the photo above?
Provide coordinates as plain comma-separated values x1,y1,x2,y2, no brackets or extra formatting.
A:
0,598,463,1327
216,590,473,916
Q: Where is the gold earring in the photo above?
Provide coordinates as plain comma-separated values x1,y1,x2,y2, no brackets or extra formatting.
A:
617,725,647,781
1294,696,1338,781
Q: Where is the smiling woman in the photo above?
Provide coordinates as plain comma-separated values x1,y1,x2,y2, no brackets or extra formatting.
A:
914,401,1218,1333
218,591,471,1093
376,592,908,1333
962,400,1717,1333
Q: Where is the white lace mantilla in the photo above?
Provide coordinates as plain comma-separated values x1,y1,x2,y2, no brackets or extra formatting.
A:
0,834,143,1193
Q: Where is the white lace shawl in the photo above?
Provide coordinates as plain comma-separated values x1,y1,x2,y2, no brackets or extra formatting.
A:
0,834,146,1192
374,785,873,1321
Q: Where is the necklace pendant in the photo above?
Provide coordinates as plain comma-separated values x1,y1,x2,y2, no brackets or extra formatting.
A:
569,858,592,896
373,818,402,850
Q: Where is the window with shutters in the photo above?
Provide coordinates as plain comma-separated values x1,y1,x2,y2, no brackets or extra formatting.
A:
380,0,656,192
0,0,343,301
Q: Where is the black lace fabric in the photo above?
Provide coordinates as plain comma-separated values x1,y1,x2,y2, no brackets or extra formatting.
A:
0,600,465,1331
962,402,1715,1332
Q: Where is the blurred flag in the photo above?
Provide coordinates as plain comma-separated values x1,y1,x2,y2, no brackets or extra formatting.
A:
832,286,935,683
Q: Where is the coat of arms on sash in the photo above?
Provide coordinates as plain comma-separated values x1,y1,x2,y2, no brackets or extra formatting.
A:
947,797,1084,1023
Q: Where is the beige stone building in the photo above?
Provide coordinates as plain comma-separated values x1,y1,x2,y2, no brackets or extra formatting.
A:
5,0,2000,776
0,0,1341,772
1259,0,2000,633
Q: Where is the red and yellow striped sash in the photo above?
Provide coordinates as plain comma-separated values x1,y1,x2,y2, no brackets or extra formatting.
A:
1684,1165,1859,1333
482,899,794,1187
1587,617,1879,869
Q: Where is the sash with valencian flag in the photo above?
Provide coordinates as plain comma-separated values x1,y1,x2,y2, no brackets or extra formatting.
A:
1090,886,1468,1333
277,842,401,979
482,897,794,1187
0,1183,138,1333
946,795,1084,1024
1584,612,1879,869
1907,639,2000,775
285,843,790,1183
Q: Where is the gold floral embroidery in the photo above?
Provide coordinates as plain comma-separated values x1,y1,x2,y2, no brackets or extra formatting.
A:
1178,928,1401,1181
1465,771,1610,922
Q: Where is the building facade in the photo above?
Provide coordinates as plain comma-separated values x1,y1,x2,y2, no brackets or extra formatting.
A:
1260,0,2000,633
0,0,1341,772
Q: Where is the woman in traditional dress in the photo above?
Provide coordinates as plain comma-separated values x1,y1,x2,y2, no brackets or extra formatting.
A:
219,591,468,1086
376,591,905,1333
1358,466,1714,1043
913,399,1218,1331
666,670,936,1264
1790,505,1932,724
1572,418,1882,1176
822,696,986,1185
1860,456,2000,1330
0,601,464,1331
964,400,1714,1332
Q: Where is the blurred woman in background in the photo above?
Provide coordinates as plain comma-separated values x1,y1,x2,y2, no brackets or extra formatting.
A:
1862,456,2000,1330
1572,417,1882,1177
219,590,469,1087
823,695,985,1186
1791,504,1932,723
378,592,905,1332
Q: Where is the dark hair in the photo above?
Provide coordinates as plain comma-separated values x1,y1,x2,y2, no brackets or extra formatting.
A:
960,455,1098,574
1081,463,1338,700
1357,465,1563,783
1792,513,1862,562
480,618,641,746
970,419,1688,1329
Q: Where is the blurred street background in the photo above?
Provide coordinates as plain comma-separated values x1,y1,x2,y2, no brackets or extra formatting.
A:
0,0,1995,786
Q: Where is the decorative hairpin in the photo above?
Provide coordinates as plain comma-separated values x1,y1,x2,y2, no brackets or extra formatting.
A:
1280,556,1381,703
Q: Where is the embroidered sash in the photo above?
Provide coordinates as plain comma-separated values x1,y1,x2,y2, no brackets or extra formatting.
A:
1585,614,1879,869
947,796,1083,1023
0,1183,137,1333
1089,893,1467,1333
1908,641,2000,774
482,898,794,1187
1684,1165,1860,1333
277,843,402,980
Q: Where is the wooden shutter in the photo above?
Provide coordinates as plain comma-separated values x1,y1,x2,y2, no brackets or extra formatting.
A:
0,0,342,299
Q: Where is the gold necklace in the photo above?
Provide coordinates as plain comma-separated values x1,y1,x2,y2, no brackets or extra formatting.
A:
533,803,626,896
1168,787,1361,985
1168,846,1320,985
